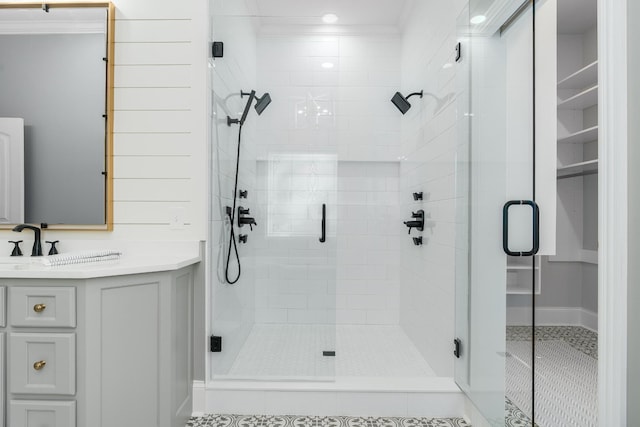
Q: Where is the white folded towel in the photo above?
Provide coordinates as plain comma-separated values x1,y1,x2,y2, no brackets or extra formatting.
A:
41,250,122,267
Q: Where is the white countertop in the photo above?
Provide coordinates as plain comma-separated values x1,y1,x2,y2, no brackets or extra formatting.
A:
0,253,200,279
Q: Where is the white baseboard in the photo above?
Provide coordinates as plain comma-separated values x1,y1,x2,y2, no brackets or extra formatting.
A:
463,396,491,427
507,306,598,331
192,380,207,416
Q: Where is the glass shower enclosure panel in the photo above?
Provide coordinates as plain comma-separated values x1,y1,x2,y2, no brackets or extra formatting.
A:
252,152,338,380
455,0,536,423
208,1,338,380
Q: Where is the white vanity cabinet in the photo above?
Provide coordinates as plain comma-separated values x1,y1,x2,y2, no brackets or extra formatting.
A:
0,264,195,427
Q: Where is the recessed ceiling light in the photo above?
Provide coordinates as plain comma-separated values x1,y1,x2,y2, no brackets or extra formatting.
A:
321,62,334,69
442,63,453,69
322,13,338,24
470,15,487,24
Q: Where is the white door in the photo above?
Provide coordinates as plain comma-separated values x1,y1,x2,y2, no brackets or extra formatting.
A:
0,117,24,224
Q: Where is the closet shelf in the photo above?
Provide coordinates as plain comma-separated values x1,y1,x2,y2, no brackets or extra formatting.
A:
558,85,598,110
557,126,598,144
507,266,540,271
557,61,598,90
557,159,598,179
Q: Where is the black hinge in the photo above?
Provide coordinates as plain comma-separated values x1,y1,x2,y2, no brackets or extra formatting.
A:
455,42,462,62
212,41,224,58
210,335,222,352
453,338,462,358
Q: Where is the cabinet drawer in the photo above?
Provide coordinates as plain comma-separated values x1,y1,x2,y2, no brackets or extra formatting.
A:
9,400,76,427
10,287,76,327
0,286,5,327
10,333,76,395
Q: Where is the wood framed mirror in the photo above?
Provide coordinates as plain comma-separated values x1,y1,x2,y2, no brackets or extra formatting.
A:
0,1,114,230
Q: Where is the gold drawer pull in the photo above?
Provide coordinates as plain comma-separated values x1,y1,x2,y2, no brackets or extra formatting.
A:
33,304,47,313
33,360,47,370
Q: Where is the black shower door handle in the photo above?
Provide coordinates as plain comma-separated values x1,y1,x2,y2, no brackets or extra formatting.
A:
502,200,540,256
319,204,326,243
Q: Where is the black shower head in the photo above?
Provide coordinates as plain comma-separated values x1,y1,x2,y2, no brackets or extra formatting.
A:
391,90,423,114
255,93,272,115
227,90,272,126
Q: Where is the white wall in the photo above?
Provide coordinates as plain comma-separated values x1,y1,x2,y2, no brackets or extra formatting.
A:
0,0,209,244
398,0,463,377
627,0,640,422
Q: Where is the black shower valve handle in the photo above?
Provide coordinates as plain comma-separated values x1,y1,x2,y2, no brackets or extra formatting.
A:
404,210,425,234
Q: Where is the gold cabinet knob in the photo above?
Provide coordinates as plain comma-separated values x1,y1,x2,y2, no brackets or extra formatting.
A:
33,360,47,370
33,304,47,313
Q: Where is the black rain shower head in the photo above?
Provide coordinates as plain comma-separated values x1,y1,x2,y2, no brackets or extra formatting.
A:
255,93,272,115
391,90,423,114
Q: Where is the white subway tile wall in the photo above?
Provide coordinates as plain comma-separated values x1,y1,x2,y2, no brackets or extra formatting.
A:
250,33,403,326
398,1,465,377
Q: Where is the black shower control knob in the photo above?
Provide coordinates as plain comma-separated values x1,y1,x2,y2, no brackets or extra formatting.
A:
239,190,248,198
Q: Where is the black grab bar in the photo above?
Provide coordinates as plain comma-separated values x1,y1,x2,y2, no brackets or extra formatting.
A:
319,204,326,243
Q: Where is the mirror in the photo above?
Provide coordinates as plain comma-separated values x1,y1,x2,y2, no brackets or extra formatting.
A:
0,2,113,230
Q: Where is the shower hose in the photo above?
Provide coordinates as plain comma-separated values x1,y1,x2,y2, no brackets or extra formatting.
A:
225,123,243,284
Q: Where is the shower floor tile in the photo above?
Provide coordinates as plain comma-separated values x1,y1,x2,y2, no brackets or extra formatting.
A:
186,415,470,427
226,324,435,378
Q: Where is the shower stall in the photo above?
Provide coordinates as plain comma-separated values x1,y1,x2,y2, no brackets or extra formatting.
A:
208,0,458,403
206,0,593,425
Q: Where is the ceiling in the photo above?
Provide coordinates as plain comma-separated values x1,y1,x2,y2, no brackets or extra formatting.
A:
247,0,410,31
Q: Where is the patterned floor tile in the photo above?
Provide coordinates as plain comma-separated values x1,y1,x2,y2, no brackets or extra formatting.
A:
505,398,536,427
187,415,469,427
505,326,598,427
506,326,598,359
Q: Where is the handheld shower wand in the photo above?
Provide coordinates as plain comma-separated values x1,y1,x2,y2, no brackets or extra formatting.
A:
223,89,272,284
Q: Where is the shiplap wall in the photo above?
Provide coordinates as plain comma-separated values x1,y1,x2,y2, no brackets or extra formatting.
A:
0,0,208,243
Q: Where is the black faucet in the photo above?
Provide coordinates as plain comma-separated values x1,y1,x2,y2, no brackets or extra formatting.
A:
403,210,425,234
12,224,43,256
237,207,257,230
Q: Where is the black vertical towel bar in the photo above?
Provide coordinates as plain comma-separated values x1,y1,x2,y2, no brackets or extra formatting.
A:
319,204,326,243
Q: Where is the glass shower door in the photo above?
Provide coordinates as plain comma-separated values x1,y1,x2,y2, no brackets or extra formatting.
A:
455,0,537,424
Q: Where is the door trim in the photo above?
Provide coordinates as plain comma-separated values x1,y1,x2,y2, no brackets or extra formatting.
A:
598,0,628,425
